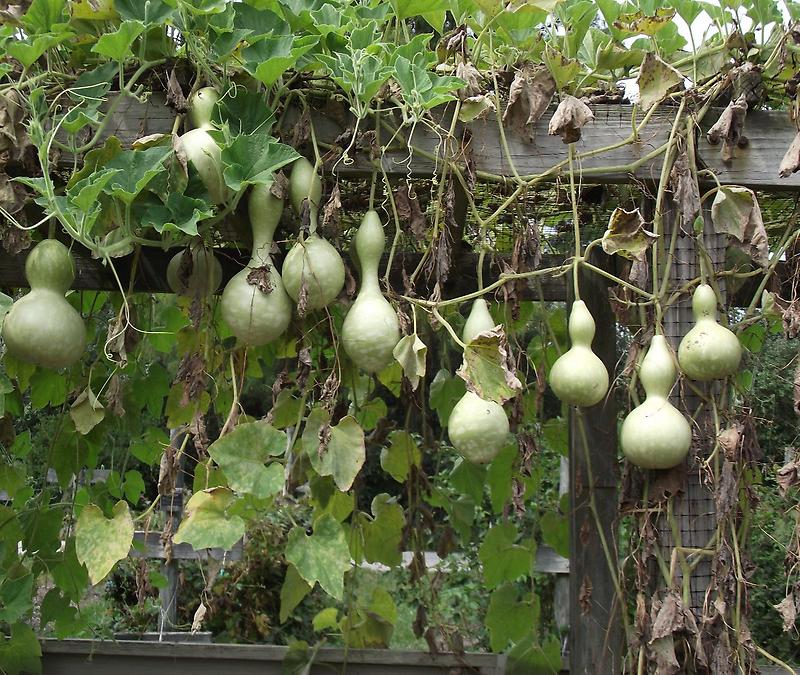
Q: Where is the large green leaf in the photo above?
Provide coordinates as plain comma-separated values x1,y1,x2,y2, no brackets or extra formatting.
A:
75,500,133,584
0,623,42,675
91,20,145,60
173,487,245,551
221,133,299,192
353,493,404,567
207,422,286,499
303,408,365,492
0,573,32,624
391,0,449,19
139,192,214,235
379,430,421,483
103,145,172,204
280,564,312,623
285,514,351,600
429,369,465,426
21,0,67,33
214,87,275,136
6,32,71,68
478,523,533,589
506,634,562,675
242,35,318,87
486,584,539,652
115,0,175,23
540,511,569,558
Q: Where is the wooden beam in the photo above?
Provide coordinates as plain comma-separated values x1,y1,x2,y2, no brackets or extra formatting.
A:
93,93,800,189
131,531,243,563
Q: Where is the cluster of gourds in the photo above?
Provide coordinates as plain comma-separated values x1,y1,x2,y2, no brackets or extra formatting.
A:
548,284,742,470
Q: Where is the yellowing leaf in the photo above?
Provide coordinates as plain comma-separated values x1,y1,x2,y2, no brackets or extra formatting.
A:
636,53,684,111
76,501,133,584
303,408,365,492
285,514,351,600
456,328,522,405
711,186,769,267
69,387,105,435
601,207,658,260
173,487,245,551
613,8,676,36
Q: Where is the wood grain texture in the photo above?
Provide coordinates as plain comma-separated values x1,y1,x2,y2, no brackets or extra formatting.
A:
87,93,800,189
130,531,243,562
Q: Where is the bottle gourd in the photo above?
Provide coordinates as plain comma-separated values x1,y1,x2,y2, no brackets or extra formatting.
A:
621,335,691,470
220,184,292,345
282,158,345,310
3,240,86,369
447,299,510,464
178,87,226,204
167,242,222,298
548,300,609,407
342,211,400,372
678,284,741,381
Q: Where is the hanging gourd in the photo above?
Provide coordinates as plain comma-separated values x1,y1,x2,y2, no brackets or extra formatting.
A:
2,240,86,369
178,87,226,204
447,299,510,464
621,335,692,470
167,242,223,298
219,183,292,345
282,157,345,310
341,210,400,373
548,300,609,407
678,284,742,381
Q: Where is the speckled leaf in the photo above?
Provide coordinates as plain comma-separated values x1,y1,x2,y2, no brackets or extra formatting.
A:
456,328,522,405
601,207,657,260
173,487,245,551
76,501,133,584
636,53,684,111
303,408,365,492
285,514,351,600
710,186,768,267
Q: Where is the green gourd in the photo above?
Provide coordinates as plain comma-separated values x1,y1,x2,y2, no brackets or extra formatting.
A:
3,240,86,369
678,284,742,381
341,210,400,372
282,158,345,310
178,87,226,204
548,300,609,407
447,299,510,464
167,242,222,298
621,335,692,470
220,184,292,345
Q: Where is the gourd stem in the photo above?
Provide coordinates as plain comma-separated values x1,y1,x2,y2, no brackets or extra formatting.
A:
568,144,581,301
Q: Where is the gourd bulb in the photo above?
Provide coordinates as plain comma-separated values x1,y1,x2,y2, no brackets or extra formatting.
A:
282,235,345,310
167,243,222,298
342,211,400,372
462,299,495,344
447,391,510,464
621,335,692,470
548,300,609,407
2,240,86,369
220,183,292,345
289,156,322,223
178,87,226,204
678,284,742,381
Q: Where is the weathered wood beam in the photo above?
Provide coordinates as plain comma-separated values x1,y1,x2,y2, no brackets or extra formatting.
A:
95,93,800,189
131,531,243,563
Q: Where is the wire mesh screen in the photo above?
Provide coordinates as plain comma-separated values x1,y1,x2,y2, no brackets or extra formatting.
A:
659,205,723,613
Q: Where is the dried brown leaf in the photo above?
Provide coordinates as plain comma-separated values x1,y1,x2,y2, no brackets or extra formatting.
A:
166,69,188,113
502,64,556,142
718,424,743,460
322,183,342,236
547,95,594,144
706,94,748,162
175,352,206,406
779,130,800,178
650,592,684,641
777,453,800,495
579,575,592,615
394,184,426,240
246,265,273,293
455,61,482,99
715,460,738,521
795,363,800,416
104,373,126,417
710,186,769,267
774,593,797,632
270,171,289,199
670,151,700,227
602,207,658,260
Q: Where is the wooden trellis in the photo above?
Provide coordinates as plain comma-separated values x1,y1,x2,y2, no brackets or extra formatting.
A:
6,93,800,672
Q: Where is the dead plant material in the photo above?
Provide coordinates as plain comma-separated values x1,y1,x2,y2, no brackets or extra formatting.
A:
104,373,126,417
579,575,593,615
394,183,427,240
779,130,800,178
774,593,798,632
715,460,738,522
706,94,748,162
456,60,482,99
322,183,342,236
502,63,556,142
670,150,701,227
246,265,273,293
777,452,800,495
166,68,188,113
547,95,594,144
175,351,207,406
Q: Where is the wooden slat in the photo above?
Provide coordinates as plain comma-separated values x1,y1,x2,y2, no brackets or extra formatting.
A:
88,93,800,189
131,531,243,562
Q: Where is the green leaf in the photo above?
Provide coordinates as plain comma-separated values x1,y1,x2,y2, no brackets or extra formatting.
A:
30,368,68,409
21,0,67,33
478,523,533,588
451,458,486,503
280,564,312,623
139,192,214,235
353,397,387,432
429,369,465,427
542,417,568,456
67,169,120,213
0,623,42,675
340,586,397,648
207,421,286,499
0,460,25,501
285,514,351,600
123,470,145,504
0,573,32,623
91,20,145,60
103,145,172,204
540,511,569,558
70,62,118,100
215,87,275,135
173,487,245,551
457,328,523,405
40,588,81,638
506,634,562,675
391,0,449,20
486,584,538,652
129,427,169,465
76,500,134,584
356,493,404,567
392,333,427,391
221,133,299,191
242,35,318,87
116,0,174,22
179,0,227,15
380,430,421,483
303,408,365,492
69,386,105,435
487,442,516,514
6,32,71,68
51,538,89,601
312,607,340,632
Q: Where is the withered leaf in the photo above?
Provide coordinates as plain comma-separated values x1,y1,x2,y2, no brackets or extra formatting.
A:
456,326,522,404
166,68,188,113
706,94,748,162
710,186,768,267
774,593,797,632
394,184,426,240
779,131,800,178
601,207,658,260
322,183,342,236
270,171,289,199
547,95,594,144
502,63,556,142
717,425,742,460
636,53,684,111
613,8,675,35
579,575,592,615
715,460,738,522
246,265,273,293
455,60,482,99
104,373,126,417
175,352,207,406
650,591,684,641
670,151,700,227
777,453,800,495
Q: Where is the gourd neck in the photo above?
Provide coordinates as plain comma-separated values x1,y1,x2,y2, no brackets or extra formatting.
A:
355,210,384,295
568,300,595,348
248,184,283,267
692,284,719,323
188,87,219,132
640,335,676,400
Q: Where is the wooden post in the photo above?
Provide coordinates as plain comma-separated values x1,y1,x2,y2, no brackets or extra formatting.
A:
568,253,623,673
158,430,185,633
